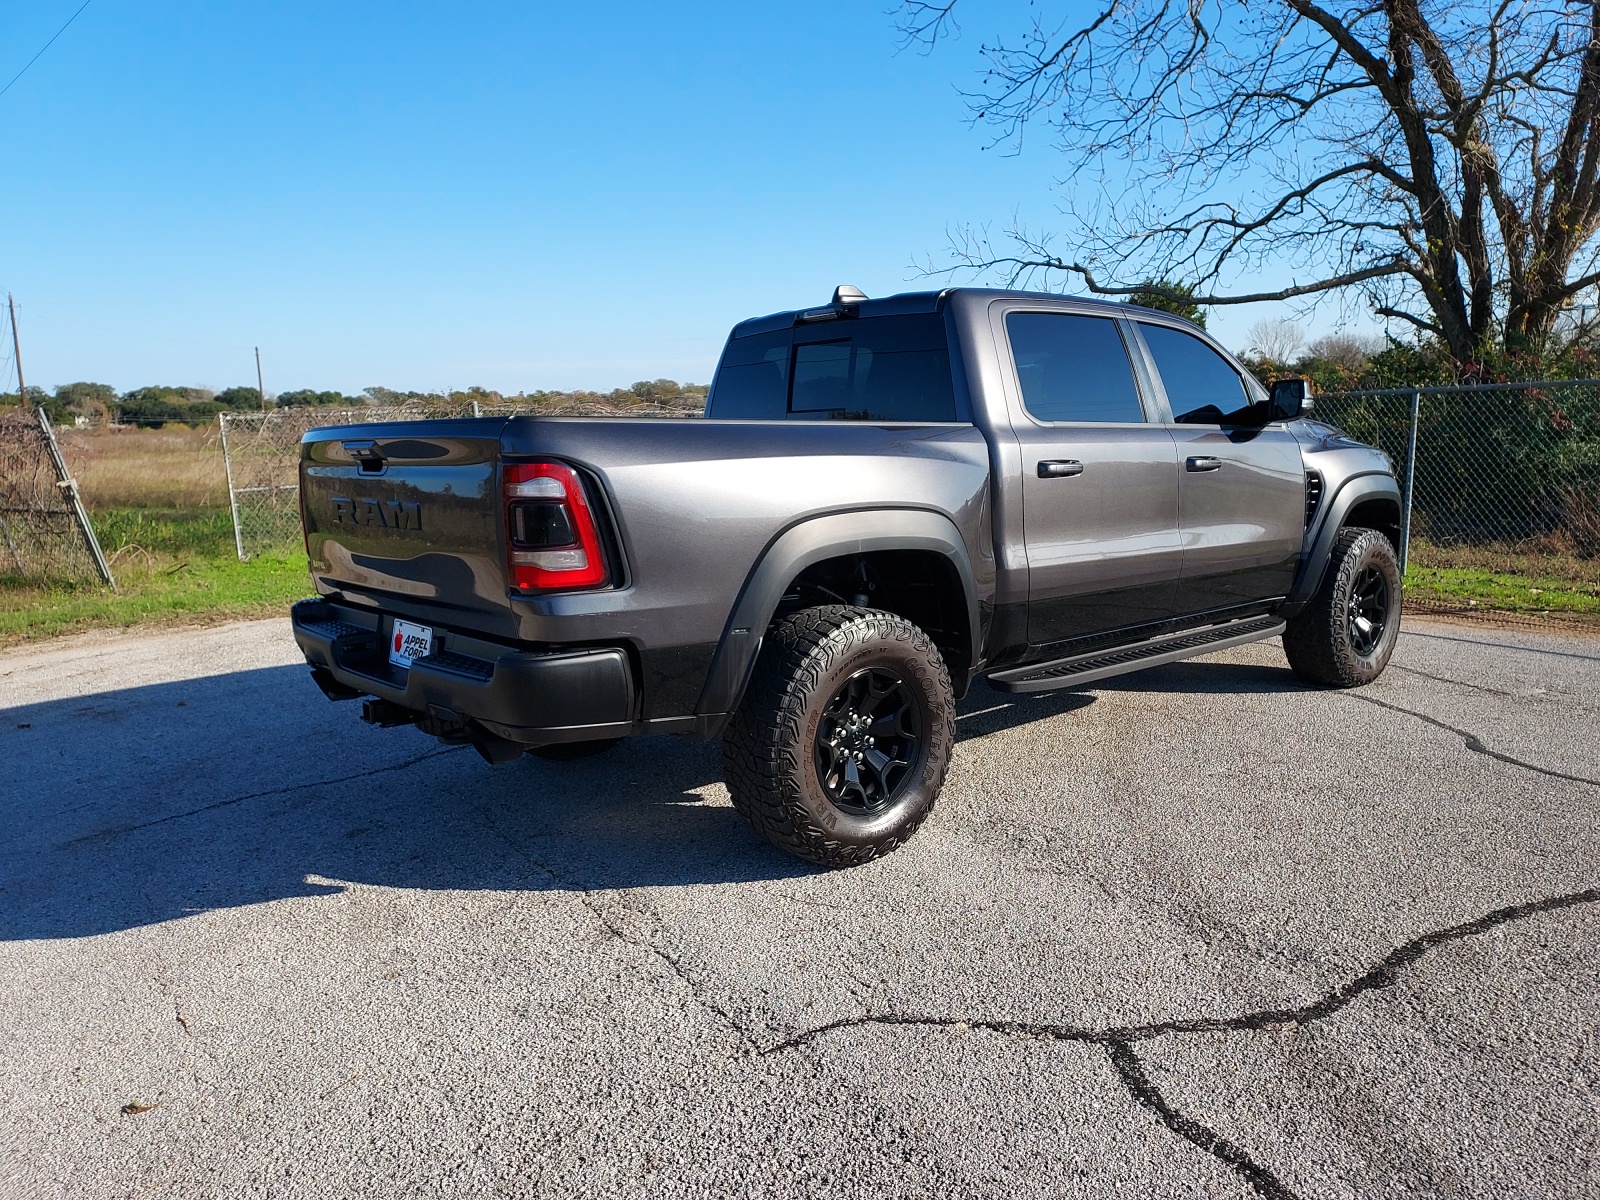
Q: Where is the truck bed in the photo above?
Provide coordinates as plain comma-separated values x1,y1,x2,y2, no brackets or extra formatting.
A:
300,414,993,725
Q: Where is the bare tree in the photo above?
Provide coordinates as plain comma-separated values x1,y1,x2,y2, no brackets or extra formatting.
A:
1247,318,1306,364
900,0,1600,368
1305,332,1387,371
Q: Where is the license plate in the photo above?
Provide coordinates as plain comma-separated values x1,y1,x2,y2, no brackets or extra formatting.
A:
388,619,433,668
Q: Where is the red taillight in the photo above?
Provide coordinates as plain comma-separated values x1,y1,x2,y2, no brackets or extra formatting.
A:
503,461,609,593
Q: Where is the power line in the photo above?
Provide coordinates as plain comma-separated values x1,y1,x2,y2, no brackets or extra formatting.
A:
0,0,94,102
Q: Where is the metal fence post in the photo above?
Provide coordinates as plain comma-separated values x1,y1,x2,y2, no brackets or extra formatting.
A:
0,513,26,573
35,405,116,589
218,413,248,562
1399,388,1421,573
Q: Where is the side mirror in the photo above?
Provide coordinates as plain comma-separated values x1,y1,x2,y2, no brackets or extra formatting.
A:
1268,376,1315,421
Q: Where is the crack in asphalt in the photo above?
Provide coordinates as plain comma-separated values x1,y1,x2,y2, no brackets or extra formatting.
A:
1399,628,1600,663
62,747,469,846
1388,663,1519,697
470,807,763,1054
1345,693,1600,787
26,635,1596,1187
1107,1041,1298,1200
760,887,1600,1199
49,733,767,1051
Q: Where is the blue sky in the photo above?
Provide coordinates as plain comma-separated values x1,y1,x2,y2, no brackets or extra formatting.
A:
2,1,1281,396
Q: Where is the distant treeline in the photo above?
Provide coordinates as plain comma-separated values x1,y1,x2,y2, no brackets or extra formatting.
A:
0,379,708,427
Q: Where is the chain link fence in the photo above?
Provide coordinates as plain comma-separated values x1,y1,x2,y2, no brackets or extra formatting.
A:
219,399,698,559
0,406,115,589
1315,379,1600,622
217,383,1599,624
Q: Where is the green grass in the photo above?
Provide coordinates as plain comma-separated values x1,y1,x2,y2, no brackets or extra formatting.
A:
1405,564,1600,615
1404,537,1600,618
92,506,240,556
0,506,311,644
5,504,1598,644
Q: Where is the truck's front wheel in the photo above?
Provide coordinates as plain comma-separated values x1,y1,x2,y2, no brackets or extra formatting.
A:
1283,527,1402,686
722,605,955,868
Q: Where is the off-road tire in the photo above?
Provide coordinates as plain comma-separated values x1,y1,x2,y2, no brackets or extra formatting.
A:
1283,527,1402,686
722,605,955,868
526,738,623,762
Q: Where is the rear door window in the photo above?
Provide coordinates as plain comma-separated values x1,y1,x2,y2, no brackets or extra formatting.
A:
1004,312,1147,423
708,314,958,422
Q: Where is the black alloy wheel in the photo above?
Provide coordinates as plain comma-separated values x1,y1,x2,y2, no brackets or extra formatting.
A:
1283,526,1402,687
814,666,922,815
1346,564,1390,656
721,605,956,868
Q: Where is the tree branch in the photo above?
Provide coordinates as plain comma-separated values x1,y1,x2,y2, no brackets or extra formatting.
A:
909,0,1600,362
939,253,1409,306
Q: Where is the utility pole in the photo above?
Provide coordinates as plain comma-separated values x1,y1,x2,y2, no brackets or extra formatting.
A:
8,294,28,413
255,346,267,410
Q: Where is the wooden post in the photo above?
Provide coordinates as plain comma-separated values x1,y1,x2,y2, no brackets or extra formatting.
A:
8,294,28,413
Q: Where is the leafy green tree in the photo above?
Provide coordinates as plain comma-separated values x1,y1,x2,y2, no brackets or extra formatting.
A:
114,386,224,427
276,388,355,408
1,386,51,416
216,385,266,411
444,386,503,409
362,385,449,406
54,381,116,410
1122,283,1206,329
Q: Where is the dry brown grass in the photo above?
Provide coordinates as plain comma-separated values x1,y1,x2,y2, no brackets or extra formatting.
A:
1410,538,1600,585
59,425,228,510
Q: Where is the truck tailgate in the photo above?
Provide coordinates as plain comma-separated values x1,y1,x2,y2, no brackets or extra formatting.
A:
301,419,513,620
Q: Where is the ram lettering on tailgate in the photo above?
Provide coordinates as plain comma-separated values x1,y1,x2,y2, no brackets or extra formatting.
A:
330,497,422,530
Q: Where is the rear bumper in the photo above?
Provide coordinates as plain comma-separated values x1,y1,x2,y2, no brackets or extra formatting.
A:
291,597,636,746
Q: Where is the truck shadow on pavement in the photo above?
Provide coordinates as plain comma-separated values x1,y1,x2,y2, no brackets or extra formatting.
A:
1,657,1297,942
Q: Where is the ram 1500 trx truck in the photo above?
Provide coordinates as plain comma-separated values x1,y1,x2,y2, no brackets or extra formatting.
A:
292,286,1402,866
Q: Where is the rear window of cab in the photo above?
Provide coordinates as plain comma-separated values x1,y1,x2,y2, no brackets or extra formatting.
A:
707,314,961,422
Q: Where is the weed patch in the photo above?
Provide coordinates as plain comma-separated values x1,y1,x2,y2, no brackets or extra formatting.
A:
1,503,309,644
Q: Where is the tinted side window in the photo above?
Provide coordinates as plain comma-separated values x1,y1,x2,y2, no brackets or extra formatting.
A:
789,315,956,422
707,315,957,421
1140,324,1253,424
1005,313,1145,423
706,330,790,419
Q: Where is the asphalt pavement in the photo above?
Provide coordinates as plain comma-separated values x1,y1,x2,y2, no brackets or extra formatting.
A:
1,613,1596,1198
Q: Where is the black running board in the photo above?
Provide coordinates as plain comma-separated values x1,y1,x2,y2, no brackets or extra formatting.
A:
986,615,1286,693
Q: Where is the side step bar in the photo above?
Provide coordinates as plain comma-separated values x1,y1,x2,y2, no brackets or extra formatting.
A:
986,615,1286,694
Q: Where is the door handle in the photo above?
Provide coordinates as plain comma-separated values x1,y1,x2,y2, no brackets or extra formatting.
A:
1037,460,1084,478
1186,456,1223,472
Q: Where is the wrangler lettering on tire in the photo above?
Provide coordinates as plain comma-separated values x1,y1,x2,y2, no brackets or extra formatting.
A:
721,605,956,868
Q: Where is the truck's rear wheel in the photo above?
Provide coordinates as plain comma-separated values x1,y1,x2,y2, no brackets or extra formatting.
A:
1283,527,1402,686
722,605,954,868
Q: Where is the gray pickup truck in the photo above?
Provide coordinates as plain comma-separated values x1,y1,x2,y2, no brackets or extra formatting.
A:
292,286,1402,866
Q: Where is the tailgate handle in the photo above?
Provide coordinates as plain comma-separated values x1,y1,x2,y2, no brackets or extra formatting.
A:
343,440,385,473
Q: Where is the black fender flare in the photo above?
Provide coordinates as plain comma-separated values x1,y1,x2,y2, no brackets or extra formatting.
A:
694,508,982,726
1283,472,1403,613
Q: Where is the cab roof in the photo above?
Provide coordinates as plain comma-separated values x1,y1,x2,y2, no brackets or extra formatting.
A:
727,286,1154,339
